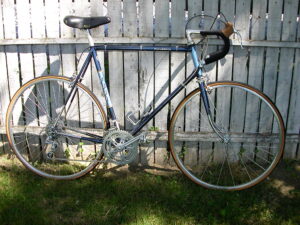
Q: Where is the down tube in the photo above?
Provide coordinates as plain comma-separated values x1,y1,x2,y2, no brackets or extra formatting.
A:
131,67,199,136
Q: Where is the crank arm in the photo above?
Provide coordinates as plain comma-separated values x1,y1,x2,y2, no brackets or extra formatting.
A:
115,133,146,149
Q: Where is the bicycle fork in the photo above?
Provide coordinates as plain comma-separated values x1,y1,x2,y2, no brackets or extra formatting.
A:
191,46,228,143
198,80,229,143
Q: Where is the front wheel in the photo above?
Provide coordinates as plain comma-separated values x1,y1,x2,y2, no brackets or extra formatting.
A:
169,81,285,190
6,76,107,180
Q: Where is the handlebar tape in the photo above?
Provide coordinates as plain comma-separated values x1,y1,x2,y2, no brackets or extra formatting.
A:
200,31,230,65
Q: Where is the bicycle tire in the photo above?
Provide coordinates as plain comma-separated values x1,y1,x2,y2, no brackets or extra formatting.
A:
169,81,285,190
6,76,108,180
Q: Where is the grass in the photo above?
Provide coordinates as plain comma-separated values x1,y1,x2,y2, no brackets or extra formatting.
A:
0,156,299,225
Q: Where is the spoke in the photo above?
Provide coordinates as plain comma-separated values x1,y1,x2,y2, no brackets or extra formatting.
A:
225,145,235,186
51,82,59,111
14,136,38,148
30,87,50,116
11,116,47,125
244,155,266,171
217,150,226,185
62,137,78,160
253,152,272,164
77,107,94,117
243,144,278,152
200,150,214,180
240,156,252,181
42,81,49,115
65,89,82,119
36,84,50,116
26,95,50,120
21,103,39,122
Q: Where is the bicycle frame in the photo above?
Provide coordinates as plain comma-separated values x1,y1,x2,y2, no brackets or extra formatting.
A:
63,41,211,144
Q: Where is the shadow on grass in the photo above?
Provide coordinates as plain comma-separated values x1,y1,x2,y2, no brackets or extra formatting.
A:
0,159,299,225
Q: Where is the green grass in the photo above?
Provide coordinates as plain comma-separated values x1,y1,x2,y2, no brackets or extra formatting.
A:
0,157,299,225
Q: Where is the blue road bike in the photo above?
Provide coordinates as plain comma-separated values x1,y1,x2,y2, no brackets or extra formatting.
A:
6,15,285,190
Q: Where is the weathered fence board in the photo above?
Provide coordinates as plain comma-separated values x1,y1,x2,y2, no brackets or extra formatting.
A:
154,0,170,166
139,0,155,165
0,0,299,164
107,0,124,128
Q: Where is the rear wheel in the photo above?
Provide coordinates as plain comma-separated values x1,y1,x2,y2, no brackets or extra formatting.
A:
6,76,107,180
169,81,285,190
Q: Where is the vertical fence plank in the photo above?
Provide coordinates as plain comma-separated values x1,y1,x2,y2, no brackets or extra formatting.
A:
0,46,9,153
287,49,300,159
3,0,22,154
45,0,61,75
264,0,283,102
202,0,218,161
278,0,299,158
60,0,77,128
123,0,139,165
17,0,34,82
107,0,124,128
213,0,235,163
154,0,169,166
170,0,188,166
0,0,8,134
60,0,74,39
230,0,251,162
259,0,283,160
243,0,267,161
31,0,47,78
31,0,46,39
45,0,62,153
0,0,3,40
31,0,48,139
17,0,41,155
75,0,94,132
139,0,155,166
0,0,4,129
123,0,138,131
90,0,106,129
3,0,20,127
184,0,202,166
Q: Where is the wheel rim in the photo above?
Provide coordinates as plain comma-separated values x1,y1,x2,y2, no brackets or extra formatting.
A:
169,82,284,190
6,76,107,179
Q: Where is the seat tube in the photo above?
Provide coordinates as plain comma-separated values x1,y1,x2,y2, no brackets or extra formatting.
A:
191,46,211,115
91,48,118,126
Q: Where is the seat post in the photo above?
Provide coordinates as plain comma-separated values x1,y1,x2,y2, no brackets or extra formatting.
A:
86,29,94,47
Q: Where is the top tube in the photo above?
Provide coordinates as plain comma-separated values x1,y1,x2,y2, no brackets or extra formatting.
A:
93,45,191,52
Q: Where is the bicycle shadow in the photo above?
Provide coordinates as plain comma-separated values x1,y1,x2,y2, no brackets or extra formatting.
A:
137,49,224,167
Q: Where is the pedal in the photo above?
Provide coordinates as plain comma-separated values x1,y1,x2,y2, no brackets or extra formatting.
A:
127,111,140,126
126,104,144,125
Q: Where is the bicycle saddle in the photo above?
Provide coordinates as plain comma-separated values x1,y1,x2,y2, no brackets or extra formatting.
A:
64,16,111,29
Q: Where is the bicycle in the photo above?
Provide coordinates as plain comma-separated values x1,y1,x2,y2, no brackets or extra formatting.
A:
5,14,285,191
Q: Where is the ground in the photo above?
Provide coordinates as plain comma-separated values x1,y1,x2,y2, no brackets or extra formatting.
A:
0,156,299,225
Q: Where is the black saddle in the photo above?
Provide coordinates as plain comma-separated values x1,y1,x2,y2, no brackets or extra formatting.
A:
64,16,111,29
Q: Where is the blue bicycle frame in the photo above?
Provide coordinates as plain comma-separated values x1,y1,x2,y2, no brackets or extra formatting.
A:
65,43,210,144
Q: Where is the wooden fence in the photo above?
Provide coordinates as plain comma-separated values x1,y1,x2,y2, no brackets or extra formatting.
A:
0,0,299,165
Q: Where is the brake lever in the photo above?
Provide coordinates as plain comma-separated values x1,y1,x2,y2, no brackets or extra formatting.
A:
233,28,244,49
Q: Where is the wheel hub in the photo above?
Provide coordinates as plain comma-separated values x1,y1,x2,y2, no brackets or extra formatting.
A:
45,121,63,140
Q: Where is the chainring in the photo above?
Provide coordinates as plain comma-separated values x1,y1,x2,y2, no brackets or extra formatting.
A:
102,130,138,165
